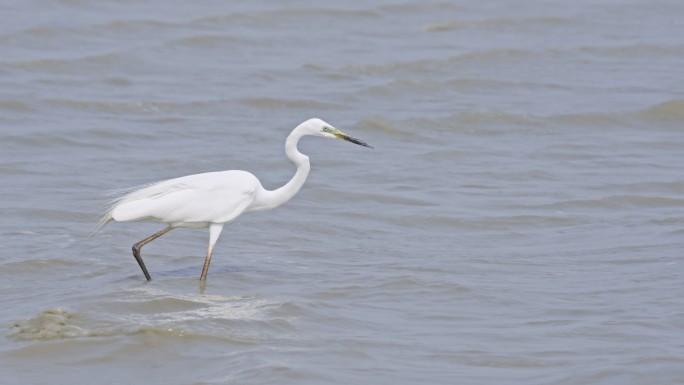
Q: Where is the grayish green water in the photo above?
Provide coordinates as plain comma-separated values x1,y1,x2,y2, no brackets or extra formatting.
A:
1,1,683,384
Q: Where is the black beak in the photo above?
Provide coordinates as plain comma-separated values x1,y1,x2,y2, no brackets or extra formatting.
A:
335,133,374,148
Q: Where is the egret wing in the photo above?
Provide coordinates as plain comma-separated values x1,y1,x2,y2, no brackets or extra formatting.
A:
110,170,261,225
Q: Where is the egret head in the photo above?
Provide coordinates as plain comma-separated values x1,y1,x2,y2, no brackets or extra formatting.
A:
300,118,373,148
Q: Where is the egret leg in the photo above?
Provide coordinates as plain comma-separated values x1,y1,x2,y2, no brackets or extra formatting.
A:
132,226,174,281
200,223,224,281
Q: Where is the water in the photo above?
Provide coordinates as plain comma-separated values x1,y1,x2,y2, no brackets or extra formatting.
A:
1,1,683,384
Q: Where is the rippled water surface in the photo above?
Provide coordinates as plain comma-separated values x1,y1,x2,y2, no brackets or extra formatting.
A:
2,1,683,384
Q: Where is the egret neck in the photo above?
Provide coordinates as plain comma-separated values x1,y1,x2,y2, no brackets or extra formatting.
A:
253,126,311,211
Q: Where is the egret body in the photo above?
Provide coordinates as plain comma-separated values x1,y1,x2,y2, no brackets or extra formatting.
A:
100,118,372,281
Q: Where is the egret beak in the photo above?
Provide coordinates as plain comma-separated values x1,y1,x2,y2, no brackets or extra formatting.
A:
332,130,374,148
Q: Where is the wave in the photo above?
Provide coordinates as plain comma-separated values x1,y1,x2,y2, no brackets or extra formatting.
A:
8,289,282,341
425,17,574,32
7,52,130,73
311,49,531,78
9,309,88,341
393,213,578,230
377,2,462,14
357,115,419,138
357,111,541,137
7,307,223,341
550,112,624,127
96,19,176,31
545,99,684,127
356,99,684,137
192,8,378,27
579,43,684,57
239,97,338,110
164,35,240,50
444,110,540,127
634,99,684,124
311,186,435,207
0,100,34,112
42,98,224,115
539,195,684,210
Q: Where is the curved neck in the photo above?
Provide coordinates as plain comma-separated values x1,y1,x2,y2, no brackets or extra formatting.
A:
260,128,310,209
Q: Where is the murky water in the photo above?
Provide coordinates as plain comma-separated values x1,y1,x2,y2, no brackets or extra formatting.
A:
1,1,683,384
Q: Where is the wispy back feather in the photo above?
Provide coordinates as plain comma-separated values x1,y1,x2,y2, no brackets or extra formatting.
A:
89,181,161,238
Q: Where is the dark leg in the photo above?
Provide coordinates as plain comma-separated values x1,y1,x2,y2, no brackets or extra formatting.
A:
200,223,224,282
132,227,174,281
199,246,215,282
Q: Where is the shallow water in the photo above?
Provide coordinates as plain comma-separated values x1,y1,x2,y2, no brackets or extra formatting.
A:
1,1,684,384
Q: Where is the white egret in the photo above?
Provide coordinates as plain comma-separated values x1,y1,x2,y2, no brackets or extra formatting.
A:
100,118,372,281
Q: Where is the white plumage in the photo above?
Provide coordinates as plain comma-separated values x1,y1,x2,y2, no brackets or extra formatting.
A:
109,171,261,227
100,118,372,282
